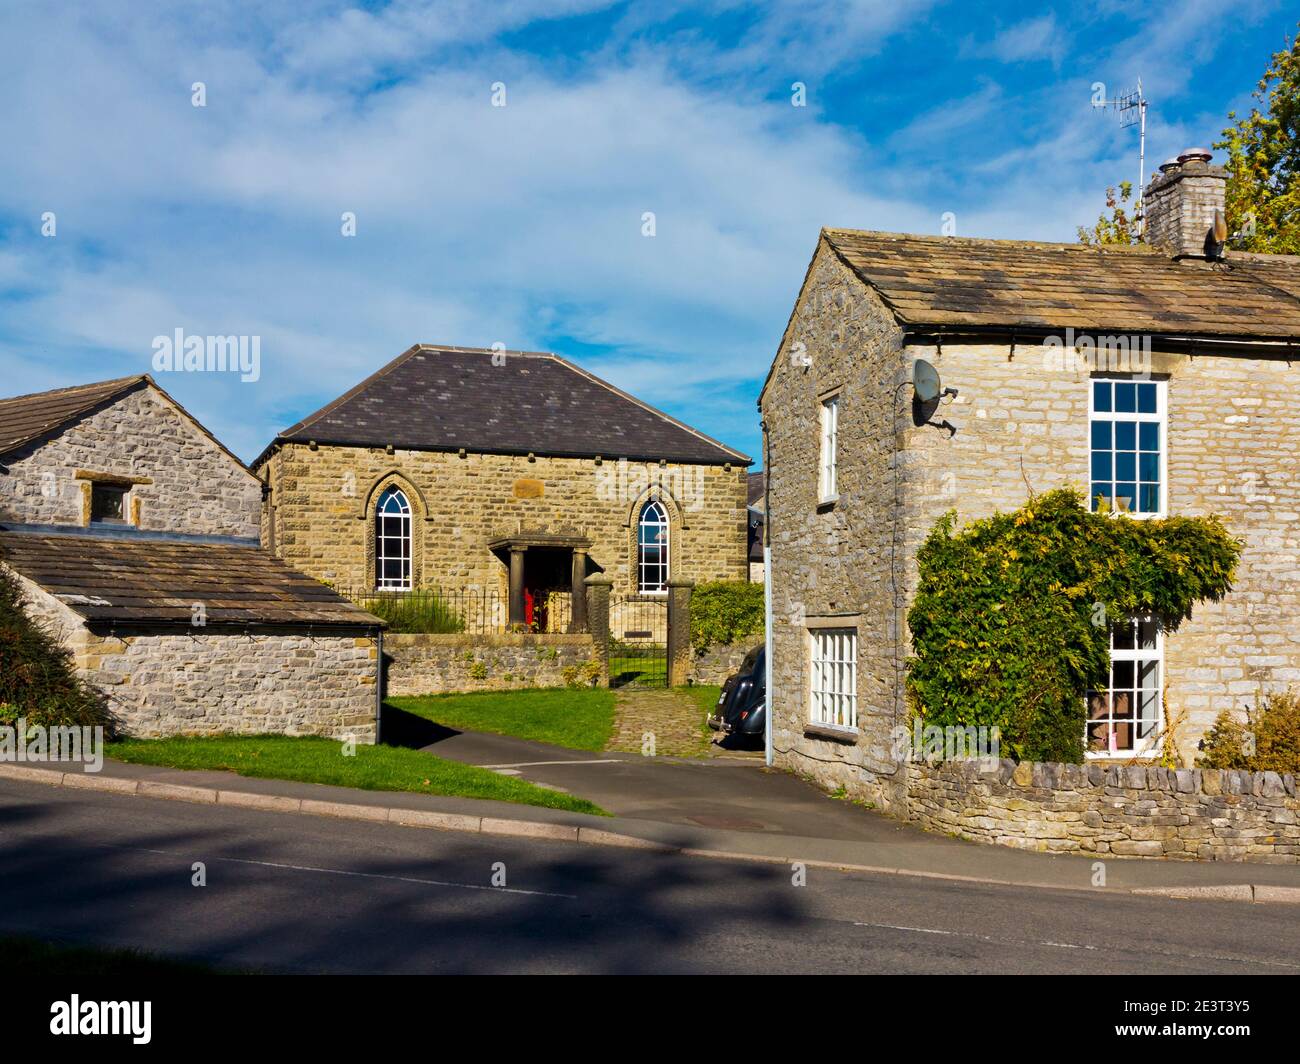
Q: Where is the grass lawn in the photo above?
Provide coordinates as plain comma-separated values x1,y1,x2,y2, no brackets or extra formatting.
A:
0,935,220,976
682,685,724,751
388,687,616,752
106,734,606,815
609,650,667,687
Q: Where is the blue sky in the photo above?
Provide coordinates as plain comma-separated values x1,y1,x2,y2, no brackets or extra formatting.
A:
0,1,1294,466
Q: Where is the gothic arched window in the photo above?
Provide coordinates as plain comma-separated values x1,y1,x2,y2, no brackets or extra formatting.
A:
637,500,669,594
375,487,412,590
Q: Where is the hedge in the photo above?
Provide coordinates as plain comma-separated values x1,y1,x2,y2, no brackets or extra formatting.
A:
690,581,764,652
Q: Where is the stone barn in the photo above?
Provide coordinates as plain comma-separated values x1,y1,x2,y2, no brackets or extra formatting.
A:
0,375,382,741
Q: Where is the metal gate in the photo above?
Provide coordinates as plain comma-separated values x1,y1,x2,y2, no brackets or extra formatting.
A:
608,594,668,687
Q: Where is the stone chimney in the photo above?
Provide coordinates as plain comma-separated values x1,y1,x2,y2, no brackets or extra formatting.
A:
1142,148,1227,260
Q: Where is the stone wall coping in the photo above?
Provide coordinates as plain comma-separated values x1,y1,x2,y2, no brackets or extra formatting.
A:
918,757,1296,799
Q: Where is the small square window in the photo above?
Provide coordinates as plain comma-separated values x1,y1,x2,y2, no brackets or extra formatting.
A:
90,483,126,523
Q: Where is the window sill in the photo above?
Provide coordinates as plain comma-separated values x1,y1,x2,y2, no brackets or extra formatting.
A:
804,722,858,743
816,496,838,513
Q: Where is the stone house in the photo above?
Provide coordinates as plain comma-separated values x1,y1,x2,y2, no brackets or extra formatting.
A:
254,344,751,632
746,471,766,583
0,375,383,741
760,148,1300,815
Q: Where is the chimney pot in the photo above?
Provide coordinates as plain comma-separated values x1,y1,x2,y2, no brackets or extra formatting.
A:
1177,147,1213,164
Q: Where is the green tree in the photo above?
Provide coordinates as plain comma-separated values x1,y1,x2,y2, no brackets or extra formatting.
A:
1216,26,1300,254
1076,181,1142,245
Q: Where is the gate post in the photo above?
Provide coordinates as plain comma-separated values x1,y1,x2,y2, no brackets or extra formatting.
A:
666,579,694,688
584,575,613,688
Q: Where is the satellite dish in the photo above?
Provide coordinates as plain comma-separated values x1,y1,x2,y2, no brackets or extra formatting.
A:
913,359,942,403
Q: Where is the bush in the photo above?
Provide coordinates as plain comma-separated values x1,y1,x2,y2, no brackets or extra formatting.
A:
690,581,764,652
0,565,113,732
1198,688,1300,775
359,590,465,634
907,489,1241,764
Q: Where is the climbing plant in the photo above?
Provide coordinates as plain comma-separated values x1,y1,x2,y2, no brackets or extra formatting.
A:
906,489,1241,763
0,565,113,732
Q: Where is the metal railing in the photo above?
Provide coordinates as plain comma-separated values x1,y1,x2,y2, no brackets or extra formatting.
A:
332,585,575,635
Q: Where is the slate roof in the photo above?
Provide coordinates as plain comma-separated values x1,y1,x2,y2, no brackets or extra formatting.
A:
821,229,1300,342
0,376,148,458
262,345,751,467
0,532,381,629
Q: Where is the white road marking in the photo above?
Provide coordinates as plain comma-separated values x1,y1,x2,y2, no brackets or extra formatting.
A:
0,825,576,900
856,920,1097,952
481,759,625,769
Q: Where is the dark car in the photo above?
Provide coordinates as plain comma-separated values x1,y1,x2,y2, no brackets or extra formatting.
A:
707,644,765,743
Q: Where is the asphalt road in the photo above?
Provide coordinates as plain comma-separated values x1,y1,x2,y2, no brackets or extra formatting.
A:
2,780,1297,975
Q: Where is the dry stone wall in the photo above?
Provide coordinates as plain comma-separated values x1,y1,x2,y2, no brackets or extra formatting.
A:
908,757,1299,862
383,632,597,696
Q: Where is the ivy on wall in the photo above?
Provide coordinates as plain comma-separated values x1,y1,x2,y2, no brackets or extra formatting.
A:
906,489,1242,763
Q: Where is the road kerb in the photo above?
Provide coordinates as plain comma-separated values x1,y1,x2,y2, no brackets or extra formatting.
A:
387,808,482,833
300,798,390,822
577,828,679,852
61,773,136,795
0,764,66,784
481,817,579,842
218,790,303,814
138,781,217,804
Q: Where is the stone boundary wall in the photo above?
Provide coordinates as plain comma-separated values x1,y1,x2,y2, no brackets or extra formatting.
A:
384,632,597,696
689,638,760,686
906,758,1299,862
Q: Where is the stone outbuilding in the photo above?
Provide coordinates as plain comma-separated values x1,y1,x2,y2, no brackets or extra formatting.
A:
254,344,752,629
0,375,383,741
760,148,1300,814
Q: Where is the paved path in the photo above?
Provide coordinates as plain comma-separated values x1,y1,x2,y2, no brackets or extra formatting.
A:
3,781,1298,974
607,687,716,758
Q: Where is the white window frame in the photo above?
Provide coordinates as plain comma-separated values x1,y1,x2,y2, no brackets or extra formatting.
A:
374,487,412,590
809,626,857,732
1087,377,1167,519
819,394,839,504
1085,617,1164,759
637,499,670,595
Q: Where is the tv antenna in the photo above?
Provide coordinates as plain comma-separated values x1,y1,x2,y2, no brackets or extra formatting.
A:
1094,78,1148,236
